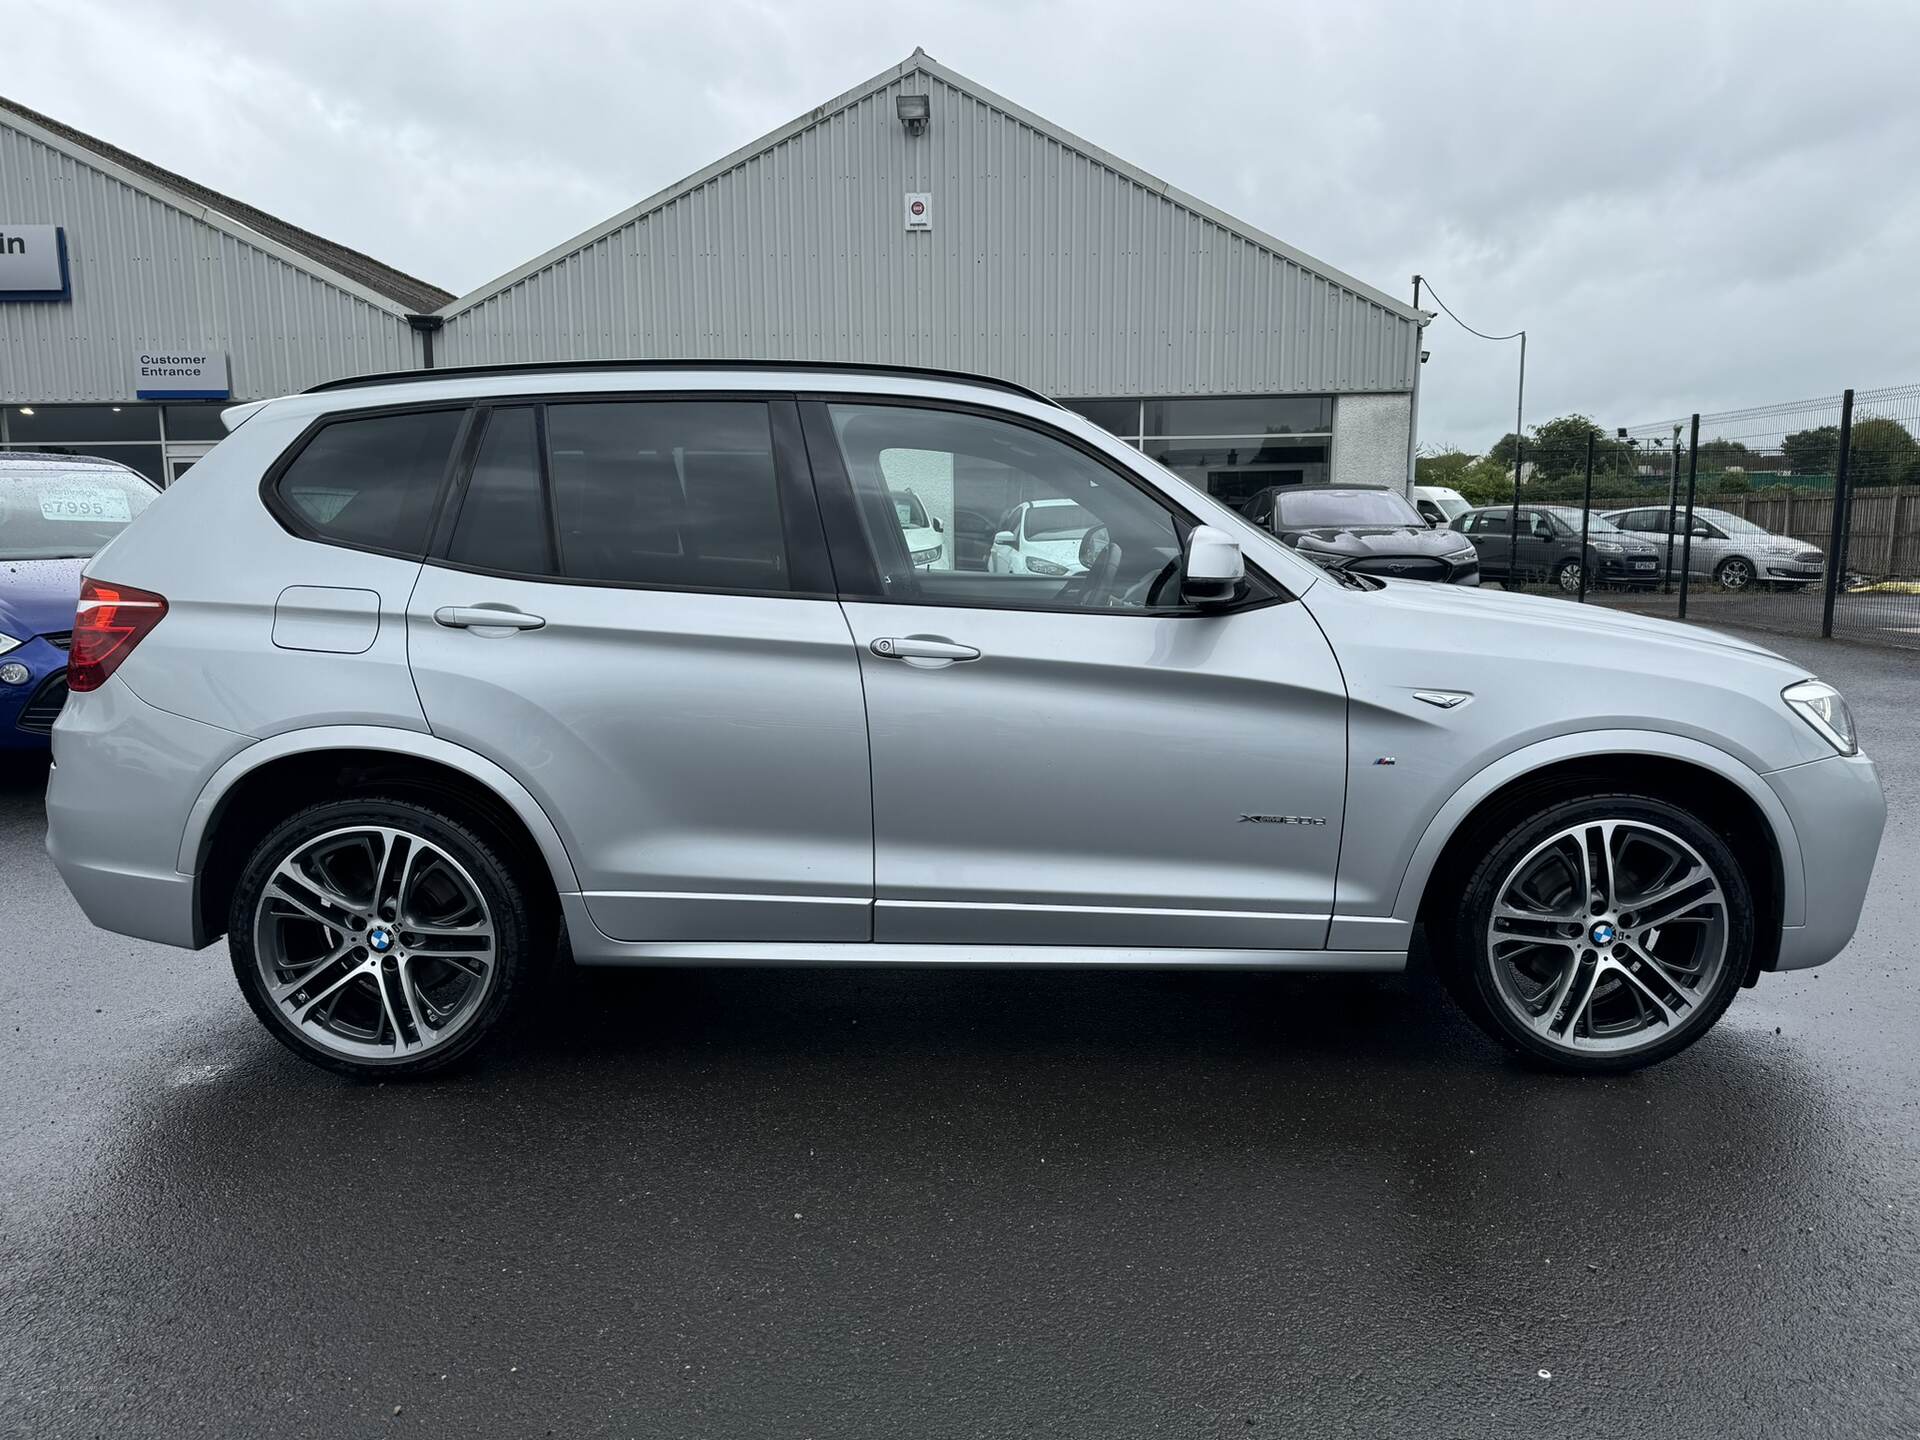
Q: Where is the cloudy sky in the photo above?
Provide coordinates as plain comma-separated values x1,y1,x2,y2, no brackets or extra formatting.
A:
8,0,1916,448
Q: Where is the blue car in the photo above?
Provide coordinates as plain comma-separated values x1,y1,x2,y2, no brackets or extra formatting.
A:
1,453,160,752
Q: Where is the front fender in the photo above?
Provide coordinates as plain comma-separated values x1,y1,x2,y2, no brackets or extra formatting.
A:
1386,729,1805,928
177,724,583,894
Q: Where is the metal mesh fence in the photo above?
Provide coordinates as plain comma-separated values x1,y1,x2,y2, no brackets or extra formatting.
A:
1467,385,1920,650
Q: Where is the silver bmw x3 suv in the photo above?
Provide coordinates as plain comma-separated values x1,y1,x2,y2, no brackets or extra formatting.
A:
46,362,1886,1078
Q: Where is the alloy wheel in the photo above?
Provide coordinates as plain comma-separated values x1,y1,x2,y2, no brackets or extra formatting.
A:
1485,819,1729,1054
1717,558,1753,591
1556,560,1583,594
252,825,498,1062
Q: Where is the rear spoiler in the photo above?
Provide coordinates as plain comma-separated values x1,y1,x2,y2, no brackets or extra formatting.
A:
220,399,272,432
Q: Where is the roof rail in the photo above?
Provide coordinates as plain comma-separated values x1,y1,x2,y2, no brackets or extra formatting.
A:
303,358,1061,406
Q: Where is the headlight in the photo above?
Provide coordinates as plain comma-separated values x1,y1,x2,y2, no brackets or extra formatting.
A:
910,544,943,565
1590,540,1625,553
1024,555,1068,576
1444,545,1476,561
1783,679,1857,756
0,632,21,657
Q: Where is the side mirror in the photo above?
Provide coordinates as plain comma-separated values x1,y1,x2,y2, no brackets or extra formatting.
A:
993,530,1016,548
1181,524,1244,606
932,517,944,533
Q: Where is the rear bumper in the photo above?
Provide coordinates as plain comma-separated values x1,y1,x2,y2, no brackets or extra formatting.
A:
45,677,250,949
1764,750,1885,970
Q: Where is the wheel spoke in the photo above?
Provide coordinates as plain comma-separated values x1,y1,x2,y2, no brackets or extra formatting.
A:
1585,822,1618,913
1607,955,1680,1026
1557,959,1604,1041
1527,950,1582,1032
1632,873,1721,929
268,938,357,1003
269,866,360,933
291,958,371,1024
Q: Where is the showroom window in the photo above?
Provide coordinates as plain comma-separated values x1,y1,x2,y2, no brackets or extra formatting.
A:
0,402,232,487
1059,395,1333,513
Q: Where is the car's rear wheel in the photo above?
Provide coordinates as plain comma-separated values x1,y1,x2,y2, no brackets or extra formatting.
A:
1714,556,1755,591
1435,793,1753,1072
228,798,535,1078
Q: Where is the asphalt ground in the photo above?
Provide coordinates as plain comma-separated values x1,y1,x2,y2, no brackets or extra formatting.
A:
1,629,1915,1438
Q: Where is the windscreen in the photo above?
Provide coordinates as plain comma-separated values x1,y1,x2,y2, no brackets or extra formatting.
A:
0,465,156,560
1276,490,1423,529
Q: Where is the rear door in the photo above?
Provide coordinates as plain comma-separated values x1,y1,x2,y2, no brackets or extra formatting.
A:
407,395,873,943
804,398,1349,952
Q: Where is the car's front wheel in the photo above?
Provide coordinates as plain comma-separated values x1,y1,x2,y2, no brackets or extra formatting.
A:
1715,556,1755,591
228,798,537,1078
1554,558,1583,594
1436,793,1754,1072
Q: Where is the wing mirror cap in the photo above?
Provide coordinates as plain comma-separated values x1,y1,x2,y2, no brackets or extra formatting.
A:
993,529,1016,547
1182,524,1244,606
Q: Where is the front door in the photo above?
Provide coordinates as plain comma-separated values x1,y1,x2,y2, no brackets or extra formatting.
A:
806,399,1349,951
406,397,873,943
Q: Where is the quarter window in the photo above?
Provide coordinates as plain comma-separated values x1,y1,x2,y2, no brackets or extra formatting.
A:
545,401,788,592
274,408,463,556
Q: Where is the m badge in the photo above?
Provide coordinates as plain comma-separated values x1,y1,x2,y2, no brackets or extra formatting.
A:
1239,814,1328,826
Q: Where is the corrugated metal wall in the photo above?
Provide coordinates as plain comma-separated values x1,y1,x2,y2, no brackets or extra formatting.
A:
0,119,417,402
439,71,1417,396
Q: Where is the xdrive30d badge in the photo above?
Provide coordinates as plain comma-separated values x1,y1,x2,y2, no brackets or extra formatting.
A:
45,361,1886,1077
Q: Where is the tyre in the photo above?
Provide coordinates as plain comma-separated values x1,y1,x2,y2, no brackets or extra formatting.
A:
1714,556,1755,592
228,797,537,1078
1554,558,1583,594
1434,793,1753,1073
1498,576,1527,592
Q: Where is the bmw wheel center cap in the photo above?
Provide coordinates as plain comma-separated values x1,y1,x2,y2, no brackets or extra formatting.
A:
1590,922,1617,947
368,926,394,953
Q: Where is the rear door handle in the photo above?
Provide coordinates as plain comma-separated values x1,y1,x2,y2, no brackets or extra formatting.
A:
434,605,546,631
869,636,981,663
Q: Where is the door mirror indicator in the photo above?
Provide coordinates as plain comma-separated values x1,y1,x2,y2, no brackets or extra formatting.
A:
1181,525,1244,606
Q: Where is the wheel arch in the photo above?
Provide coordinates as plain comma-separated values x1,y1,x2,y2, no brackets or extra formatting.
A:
1398,732,1800,976
183,727,581,945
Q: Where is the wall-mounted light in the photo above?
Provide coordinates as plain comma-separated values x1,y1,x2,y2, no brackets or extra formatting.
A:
18,407,33,416
896,93,929,136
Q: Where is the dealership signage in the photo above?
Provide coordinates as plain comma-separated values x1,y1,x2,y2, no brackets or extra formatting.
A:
134,350,230,400
0,225,71,301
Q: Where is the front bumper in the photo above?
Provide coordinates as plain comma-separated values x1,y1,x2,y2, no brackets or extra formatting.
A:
45,675,251,949
1595,552,1662,582
1763,559,1826,582
1765,750,1886,970
0,634,70,751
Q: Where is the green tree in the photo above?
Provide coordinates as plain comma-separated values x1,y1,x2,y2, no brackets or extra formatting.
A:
1844,416,1919,487
1414,449,1477,488
1455,456,1518,507
1782,425,1839,476
1488,432,1524,469
1528,415,1617,483
1696,437,1754,472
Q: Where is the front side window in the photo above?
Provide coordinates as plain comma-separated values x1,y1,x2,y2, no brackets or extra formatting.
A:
827,404,1218,612
545,401,788,592
274,408,463,556
0,461,155,560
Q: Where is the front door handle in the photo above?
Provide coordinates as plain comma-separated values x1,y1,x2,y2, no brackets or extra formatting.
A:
434,605,545,632
870,635,981,664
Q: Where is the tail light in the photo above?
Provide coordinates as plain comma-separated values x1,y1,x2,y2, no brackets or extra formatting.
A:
68,578,168,693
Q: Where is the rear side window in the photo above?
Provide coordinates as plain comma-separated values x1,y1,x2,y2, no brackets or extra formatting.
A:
274,409,462,556
545,401,788,592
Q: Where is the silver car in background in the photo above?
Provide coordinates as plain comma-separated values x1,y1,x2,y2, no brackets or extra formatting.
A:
45,363,1885,1079
1603,504,1828,591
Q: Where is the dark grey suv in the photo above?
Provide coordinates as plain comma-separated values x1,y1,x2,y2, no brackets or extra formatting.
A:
1454,505,1662,593
1244,485,1480,584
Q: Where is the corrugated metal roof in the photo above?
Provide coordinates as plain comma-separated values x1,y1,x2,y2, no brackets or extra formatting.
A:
436,51,1420,396
0,93,451,313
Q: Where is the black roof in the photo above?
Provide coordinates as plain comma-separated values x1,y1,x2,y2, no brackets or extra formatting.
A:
301,358,1061,406
0,94,453,313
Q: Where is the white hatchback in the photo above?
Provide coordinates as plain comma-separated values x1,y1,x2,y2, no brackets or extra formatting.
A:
988,497,1096,577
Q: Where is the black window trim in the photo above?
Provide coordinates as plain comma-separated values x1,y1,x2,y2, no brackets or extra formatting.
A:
260,400,478,563
798,393,1293,619
421,390,838,601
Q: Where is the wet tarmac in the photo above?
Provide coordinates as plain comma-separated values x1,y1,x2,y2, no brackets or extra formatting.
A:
2,631,1915,1438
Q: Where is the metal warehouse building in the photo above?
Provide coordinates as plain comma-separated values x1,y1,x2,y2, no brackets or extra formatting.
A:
1,50,1424,503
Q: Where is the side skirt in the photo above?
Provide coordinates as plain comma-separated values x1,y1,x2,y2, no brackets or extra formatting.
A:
563,896,1406,971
